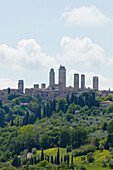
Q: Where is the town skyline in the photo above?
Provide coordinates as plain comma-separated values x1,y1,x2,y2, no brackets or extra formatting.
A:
0,65,100,92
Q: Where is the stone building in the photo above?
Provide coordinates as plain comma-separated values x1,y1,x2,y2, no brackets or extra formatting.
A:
93,76,99,91
74,73,79,92
58,65,66,89
18,80,24,93
49,68,55,89
34,84,39,89
81,74,85,91
41,83,46,89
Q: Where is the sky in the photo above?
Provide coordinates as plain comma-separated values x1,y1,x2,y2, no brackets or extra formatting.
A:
0,0,113,90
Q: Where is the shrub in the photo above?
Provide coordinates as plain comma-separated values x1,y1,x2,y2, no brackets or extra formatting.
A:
106,156,111,163
36,160,50,168
87,152,95,163
32,148,37,154
109,161,113,169
81,157,85,161
11,155,21,167
66,145,72,153
99,144,104,150
73,144,96,157
102,160,107,167
80,164,87,170
46,163,52,169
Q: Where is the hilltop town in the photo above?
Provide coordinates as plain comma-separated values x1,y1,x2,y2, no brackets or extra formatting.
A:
0,65,112,103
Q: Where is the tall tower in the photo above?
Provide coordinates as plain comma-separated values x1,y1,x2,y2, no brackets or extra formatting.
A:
18,80,24,93
93,76,99,91
81,74,85,91
74,74,79,92
58,65,66,89
49,68,55,89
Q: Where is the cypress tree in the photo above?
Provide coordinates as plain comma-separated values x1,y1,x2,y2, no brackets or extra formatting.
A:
17,117,19,127
51,155,53,164
0,99,2,108
66,94,69,105
67,154,69,165
30,156,33,165
57,148,60,165
26,110,29,124
46,103,50,117
34,155,37,164
61,156,63,163
71,154,73,164
41,149,44,161
43,105,46,117
49,101,53,116
47,155,49,162
52,99,56,111
38,157,40,163
70,93,74,103
35,107,39,120
38,105,41,119
64,155,66,162
55,156,57,164
8,87,10,94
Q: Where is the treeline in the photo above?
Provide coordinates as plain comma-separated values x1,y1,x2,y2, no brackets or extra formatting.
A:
0,125,87,162
43,91,99,118
0,91,99,128
12,148,74,168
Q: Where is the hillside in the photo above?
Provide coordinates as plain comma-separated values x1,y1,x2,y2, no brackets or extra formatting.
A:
0,92,113,169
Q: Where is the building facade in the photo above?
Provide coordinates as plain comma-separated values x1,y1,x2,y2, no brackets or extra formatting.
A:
18,80,24,93
93,76,99,91
58,65,66,89
49,68,55,89
34,84,39,89
74,74,79,92
41,83,46,89
81,74,85,91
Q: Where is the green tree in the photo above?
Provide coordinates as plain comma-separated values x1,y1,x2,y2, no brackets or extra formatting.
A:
43,105,46,117
87,152,95,163
12,155,21,167
67,154,69,165
108,120,113,134
40,132,51,149
71,127,87,149
51,155,53,164
59,128,71,148
3,104,10,113
8,87,10,94
57,98,68,113
0,108,5,127
0,99,2,108
57,148,60,165
68,103,79,114
41,149,44,161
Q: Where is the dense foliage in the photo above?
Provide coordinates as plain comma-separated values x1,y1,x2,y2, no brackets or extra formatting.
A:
0,91,113,169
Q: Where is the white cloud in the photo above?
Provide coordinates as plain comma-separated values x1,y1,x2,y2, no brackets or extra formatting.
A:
62,6,110,26
0,79,17,89
59,36,107,69
0,39,58,71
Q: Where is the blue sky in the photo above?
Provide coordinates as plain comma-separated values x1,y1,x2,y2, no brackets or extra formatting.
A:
0,0,113,90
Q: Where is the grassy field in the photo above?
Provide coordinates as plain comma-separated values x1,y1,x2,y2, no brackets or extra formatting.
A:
36,148,113,169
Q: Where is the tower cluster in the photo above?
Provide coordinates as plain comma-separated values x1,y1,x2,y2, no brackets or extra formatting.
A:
48,65,99,91
18,65,99,93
